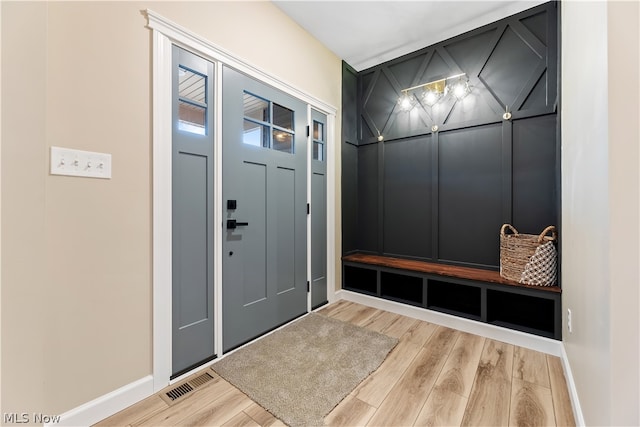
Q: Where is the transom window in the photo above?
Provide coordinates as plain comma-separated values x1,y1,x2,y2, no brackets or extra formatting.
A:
243,92,295,153
313,120,325,161
177,66,207,135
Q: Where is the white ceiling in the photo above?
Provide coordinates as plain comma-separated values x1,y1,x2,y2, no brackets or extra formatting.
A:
273,0,546,71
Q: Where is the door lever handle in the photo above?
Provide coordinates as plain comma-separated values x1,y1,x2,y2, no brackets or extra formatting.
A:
227,219,249,229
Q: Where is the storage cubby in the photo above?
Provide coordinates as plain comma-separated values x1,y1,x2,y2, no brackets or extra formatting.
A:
341,254,561,339
427,280,481,320
343,265,377,295
380,271,423,306
487,290,556,338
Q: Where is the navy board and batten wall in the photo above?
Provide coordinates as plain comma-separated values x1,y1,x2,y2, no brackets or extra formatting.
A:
341,2,562,339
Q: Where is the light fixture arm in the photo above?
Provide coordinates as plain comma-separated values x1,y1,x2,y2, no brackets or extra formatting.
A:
397,72,470,112
400,72,466,93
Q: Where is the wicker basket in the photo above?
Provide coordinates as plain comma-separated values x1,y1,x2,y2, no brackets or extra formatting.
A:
499,224,558,286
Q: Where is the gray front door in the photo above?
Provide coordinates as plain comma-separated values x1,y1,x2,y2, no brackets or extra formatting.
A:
172,46,215,376
222,66,308,352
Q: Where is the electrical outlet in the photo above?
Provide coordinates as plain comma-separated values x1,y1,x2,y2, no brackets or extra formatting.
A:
567,308,572,333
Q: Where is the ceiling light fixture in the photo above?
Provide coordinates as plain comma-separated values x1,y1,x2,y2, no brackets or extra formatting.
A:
447,75,471,100
397,73,471,110
397,92,417,112
422,79,446,106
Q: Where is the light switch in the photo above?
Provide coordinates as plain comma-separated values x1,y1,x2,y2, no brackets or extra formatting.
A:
50,146,112,179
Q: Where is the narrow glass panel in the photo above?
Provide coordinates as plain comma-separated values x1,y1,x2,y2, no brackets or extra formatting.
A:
178,66,207,135
313,121,324,141
178,101,206,135
244,92,269,122
243,120,269,147
273,130,294,153
313,141,324,161
273,103,294,130
178,67,206,105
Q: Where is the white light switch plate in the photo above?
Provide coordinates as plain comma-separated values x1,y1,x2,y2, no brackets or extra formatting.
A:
50,146,112,179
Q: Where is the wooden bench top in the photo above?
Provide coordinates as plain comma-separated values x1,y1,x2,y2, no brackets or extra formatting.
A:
342,253,561,293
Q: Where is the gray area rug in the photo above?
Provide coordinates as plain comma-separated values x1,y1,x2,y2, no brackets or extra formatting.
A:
212,312,397,427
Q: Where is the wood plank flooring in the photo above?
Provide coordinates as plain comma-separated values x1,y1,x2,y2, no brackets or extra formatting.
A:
95,301,576,427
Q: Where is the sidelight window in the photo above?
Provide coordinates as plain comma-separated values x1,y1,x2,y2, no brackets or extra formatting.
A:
243,91,294,153
177,66,207,135
312,120,325,161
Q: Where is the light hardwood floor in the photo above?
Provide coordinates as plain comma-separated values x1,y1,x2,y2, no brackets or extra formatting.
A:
95,301,576,427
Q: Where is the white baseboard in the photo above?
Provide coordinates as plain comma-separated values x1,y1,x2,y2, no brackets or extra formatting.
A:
336,290,563,356
47,375,154,427
560,344,585,426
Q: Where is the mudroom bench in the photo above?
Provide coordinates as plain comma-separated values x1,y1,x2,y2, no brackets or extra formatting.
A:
342,253,561,340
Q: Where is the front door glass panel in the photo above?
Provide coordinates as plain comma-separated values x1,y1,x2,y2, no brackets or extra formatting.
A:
242,91,295,153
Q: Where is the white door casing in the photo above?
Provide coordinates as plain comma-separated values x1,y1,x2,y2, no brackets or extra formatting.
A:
146,9,337,391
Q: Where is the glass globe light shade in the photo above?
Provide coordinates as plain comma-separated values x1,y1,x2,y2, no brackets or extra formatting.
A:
397,93,416,112
450,78,471,100
422,88,442,107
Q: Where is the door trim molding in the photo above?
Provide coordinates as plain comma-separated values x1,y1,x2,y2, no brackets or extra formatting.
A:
145,10,337,116
151,28,173,393
146,9,337,392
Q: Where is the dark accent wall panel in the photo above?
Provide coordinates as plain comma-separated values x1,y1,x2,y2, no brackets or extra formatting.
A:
444,29,498,74
342,142,358,254
342,62,358,145
357,143,379,252
341,2,559,273
438,124,503,267
342,61,360,254
512,115,557,234
478,27,543,108
357,3,557,145
383,136,432,259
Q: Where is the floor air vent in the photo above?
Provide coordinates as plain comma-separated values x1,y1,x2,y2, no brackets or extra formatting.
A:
190,371,214,388
160,371,215,405
166,383,193,401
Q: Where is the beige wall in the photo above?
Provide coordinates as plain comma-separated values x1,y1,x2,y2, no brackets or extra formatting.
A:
561,1,639,425
0,0,3,416
607,1,639,424
1,2,49,417
1,0,341,419
2,0,639,424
